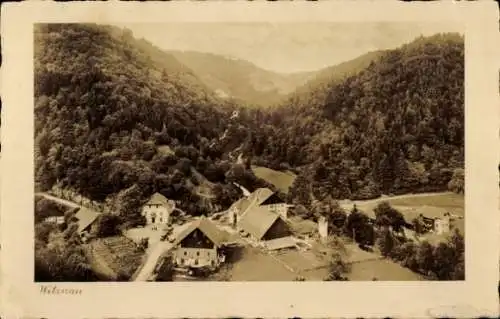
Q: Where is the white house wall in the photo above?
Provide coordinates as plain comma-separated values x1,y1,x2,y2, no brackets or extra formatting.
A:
142,205,171,225
175,247,218,268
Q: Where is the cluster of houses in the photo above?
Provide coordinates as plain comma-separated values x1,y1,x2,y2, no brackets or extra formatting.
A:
42,185,459,278
151,187,299,271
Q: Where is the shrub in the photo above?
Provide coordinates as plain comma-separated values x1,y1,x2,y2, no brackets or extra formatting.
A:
155,255,175,281
138,238,149,251
94,213,122,238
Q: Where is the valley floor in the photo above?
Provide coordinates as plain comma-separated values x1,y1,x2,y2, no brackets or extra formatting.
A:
36,190,463,282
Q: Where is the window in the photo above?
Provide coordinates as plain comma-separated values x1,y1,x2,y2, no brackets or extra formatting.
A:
194,259,199,265
184,251,187,256
180,259,184,265
196,251,200,256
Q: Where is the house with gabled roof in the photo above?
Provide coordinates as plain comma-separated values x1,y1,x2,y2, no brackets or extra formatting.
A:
141,192,176,227
228,187,293,225
75,207,100,235
238,205,291,241
172,217,229,269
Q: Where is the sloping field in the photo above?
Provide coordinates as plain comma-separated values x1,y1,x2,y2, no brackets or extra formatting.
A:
348,258,423,281
225,247,297,281
387,192,464,210
340,192,464,220
91,236,145,280
251,165,297,194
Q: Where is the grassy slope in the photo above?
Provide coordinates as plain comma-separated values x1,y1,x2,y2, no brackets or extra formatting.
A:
251,165,297,194
340,192,464,218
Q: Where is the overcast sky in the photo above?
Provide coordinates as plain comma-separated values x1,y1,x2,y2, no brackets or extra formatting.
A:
116,22,463,74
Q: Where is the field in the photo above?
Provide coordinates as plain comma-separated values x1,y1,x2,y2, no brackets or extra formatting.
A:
387,192,464,212
348,258,423,281
340,192,464,220
251,165,297,194
90,236,145,280
222,246,297,281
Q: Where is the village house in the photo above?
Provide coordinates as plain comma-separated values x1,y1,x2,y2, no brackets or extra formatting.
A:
238,205,292,242
433,212,452,235
141,192,176,228
172,217,228,269
412,208,453,235
228,188,293,225
75,207,100,237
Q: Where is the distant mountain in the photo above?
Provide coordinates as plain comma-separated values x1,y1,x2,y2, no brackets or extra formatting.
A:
168,50,318,107
240,33,465,203
284,50,386,109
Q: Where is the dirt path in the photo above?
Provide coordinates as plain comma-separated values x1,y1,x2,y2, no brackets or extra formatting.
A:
134,241,172,281
36,192,81,209
340,191,455,205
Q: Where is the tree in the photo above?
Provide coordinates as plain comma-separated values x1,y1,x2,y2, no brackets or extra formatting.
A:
35,229,98,282
35,222,58,244
377,228,399,257
394,241,419,270
374,202,406,232
345,208,375,247
329,207,347,234
447,168,464,194
155,254,175,281
324,237,351,281
416,241,435,277
94,213,122,238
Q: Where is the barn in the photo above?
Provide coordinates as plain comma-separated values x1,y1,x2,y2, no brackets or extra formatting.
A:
238,205,292,241
172,217,229,269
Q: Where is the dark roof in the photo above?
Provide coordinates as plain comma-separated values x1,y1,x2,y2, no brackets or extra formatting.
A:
75,208,100,233
173,217,228,247
239,206,283,240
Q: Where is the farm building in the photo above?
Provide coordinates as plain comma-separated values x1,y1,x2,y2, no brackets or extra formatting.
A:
238,205,292,241
229,187,293,225
75,207,100,235
44,216,65,225
141,192,176,227
404,207,453,235
172,217,229,269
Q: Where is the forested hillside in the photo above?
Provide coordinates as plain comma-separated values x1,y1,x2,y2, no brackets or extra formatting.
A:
239,33,465,204
34,24,464,222
169,50,317,107
34,23,272,222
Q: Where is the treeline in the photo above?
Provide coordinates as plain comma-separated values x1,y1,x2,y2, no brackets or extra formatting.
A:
34,23,274,223
239,33,464,204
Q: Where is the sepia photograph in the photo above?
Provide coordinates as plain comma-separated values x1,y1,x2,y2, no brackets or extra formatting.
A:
2,1,499,318
33,21,466,283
